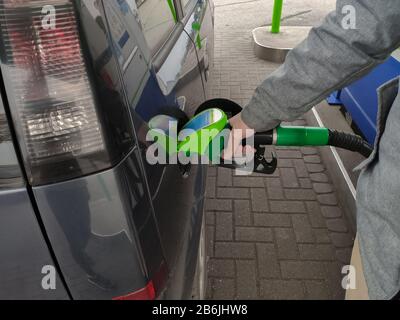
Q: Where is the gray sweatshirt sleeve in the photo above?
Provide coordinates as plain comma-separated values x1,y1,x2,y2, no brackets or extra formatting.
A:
241,0,400,132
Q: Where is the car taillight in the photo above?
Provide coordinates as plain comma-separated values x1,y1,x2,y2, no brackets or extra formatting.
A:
0,0,108,185
113,281,156,301
112,261,168,300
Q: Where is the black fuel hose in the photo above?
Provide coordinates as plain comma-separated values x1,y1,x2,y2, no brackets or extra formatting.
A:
327,129,373,158
242,128,372,158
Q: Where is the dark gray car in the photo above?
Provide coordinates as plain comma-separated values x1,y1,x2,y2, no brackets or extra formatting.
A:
0,0,214,300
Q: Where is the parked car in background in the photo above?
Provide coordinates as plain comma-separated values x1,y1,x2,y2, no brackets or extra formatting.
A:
0,0,214,300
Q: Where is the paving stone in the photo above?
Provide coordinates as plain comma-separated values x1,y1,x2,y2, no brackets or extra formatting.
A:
285,189,316,200
293,159,309,178
305,281,332,300
275,228,299,259
265,178,285,199
234,200,252,226
217,187,249,199
304,155,322,164
208,259,235,278
208,166,217,177
314,228,331,244
211,278,235,299
206,278,213,299
280,168,299,188
324,262,346,300
207,177,216,198
276,150,303,159
329,233,355,248
270,201,306,213
301,147,318,155
326,218,349,233
313,183,334,194
206,212,215,226
260,280,305,300
236,227,273,242
281,261,326,280
299,244,336,261
214,242,255,259
256,243,281,279
321,206,342,218
258,167,281,178
206,199,232,211
317,194,339,205
335,248,353,264
309,173,329,183
236,260,258,299
233,177,265,188
306,163,325,173
306,201,326,228
278,159,293,168
218,167,232,186
299,178,313,189
207,225,215,257
216,212,233,241
292,215,315,243
251,188,269,212
230,85,241,94
293,119,307,126
220,88,230,97
254,214,291,227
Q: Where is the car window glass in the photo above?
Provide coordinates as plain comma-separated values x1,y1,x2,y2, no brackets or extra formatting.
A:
136,0,177,54
181,0,195,15
78,1,137,161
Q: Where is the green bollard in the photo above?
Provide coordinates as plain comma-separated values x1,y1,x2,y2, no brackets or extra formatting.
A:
271,0,283,34
167,0,178,23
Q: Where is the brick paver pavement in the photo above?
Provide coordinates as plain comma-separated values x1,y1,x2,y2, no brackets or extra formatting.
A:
205,0,355,300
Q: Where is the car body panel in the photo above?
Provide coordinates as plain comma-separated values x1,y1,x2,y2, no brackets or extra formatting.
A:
0,90,69,300
155,28,206,116
133,5,208,298
0,0,213,300
32,147,164,300
184,0,215,99
0,188,70,300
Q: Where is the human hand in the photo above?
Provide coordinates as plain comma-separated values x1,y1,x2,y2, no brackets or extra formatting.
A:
222,112,255,160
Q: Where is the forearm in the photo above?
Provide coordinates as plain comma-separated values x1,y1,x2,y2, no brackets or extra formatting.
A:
242,0,400,131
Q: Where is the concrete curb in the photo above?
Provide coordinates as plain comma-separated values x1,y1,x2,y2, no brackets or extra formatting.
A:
253,26,312,63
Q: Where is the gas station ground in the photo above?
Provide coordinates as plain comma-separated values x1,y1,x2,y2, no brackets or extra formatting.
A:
205,0,356,299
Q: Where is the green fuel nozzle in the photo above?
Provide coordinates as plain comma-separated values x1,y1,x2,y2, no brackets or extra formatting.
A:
272,126,372,157
274,126,329,147
254,125,372,158
148,107,373,176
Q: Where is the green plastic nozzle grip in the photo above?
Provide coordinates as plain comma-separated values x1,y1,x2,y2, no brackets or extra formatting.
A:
276,126,329,147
